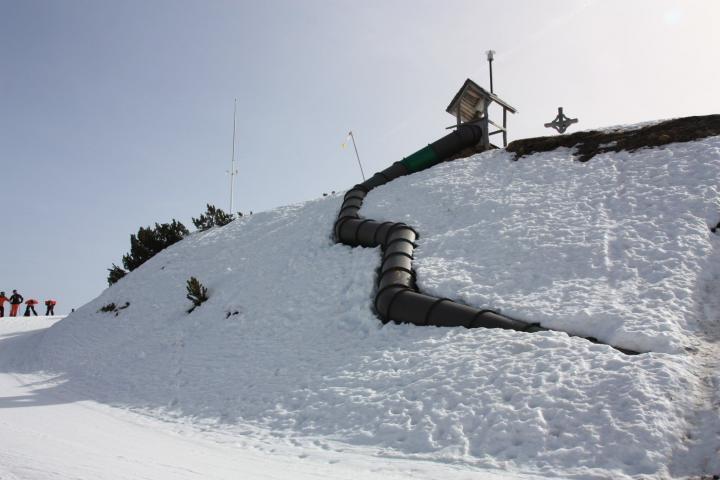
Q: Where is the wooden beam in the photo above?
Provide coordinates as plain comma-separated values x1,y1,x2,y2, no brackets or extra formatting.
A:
503,108,508,147
488,118,505,131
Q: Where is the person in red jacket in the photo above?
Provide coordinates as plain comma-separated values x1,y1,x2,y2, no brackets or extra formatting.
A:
24,298,38,317
44,299,57,316
0,292,8,317
9,290,23,317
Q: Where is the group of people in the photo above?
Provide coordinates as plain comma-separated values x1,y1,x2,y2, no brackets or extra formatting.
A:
0,290,57,317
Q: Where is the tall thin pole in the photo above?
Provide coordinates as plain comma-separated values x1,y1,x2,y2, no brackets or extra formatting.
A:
229,98,237,214
486,50,495,93
348,131,366,181
489,60,493,93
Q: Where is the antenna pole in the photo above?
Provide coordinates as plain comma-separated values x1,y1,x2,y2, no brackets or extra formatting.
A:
349,131,366,181
486,50,495,93
229,98,237,214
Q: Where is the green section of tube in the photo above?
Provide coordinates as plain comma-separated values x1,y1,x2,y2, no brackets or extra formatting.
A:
400,145,439,173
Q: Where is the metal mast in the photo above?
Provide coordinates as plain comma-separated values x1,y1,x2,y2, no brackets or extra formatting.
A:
229,98,238,214
486,50,495,93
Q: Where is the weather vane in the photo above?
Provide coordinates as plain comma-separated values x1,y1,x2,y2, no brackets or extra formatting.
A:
544,107,578,134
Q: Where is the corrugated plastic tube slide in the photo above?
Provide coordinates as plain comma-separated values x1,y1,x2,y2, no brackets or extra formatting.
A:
334,125,639,355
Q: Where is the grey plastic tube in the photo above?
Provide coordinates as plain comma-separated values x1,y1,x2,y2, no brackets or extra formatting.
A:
335,127,528,332
361,161,409,190
333,127,640,355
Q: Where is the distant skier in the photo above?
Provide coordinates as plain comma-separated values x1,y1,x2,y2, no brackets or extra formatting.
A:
24,298,39,316
9,290,23,317
0,291,8,317
45,299,57,316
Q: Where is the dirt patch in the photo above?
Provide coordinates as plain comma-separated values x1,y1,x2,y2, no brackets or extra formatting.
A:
506,114,720,162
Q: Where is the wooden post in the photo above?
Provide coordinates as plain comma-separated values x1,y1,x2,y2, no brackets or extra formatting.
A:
456,84,466,129
502,108,507,147
482,98,490,148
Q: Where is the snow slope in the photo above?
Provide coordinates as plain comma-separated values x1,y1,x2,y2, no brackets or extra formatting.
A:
363,138,720,354
6,133,720,478
0,318,530,480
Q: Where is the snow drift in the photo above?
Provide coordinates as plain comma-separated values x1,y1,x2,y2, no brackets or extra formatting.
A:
18,127,720,479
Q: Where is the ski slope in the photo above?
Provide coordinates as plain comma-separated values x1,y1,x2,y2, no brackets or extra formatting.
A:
0,317,535,480
2,131,719,478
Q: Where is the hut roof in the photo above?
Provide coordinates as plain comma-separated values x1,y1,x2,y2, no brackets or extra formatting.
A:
446,78,517,123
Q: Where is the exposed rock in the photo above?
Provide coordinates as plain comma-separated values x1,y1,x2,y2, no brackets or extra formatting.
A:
507,114,720,162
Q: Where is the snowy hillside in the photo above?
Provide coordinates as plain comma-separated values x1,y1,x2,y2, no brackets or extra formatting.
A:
364,139,720,354
6,128,720,478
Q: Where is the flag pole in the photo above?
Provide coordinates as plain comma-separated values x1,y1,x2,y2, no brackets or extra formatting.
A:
348,131,366,181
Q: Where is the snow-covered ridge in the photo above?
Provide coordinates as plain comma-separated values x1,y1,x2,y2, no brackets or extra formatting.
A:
506,114,720,162
11,125,720,478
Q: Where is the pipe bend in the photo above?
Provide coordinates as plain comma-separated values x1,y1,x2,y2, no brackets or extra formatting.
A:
344,189,367,201
372,222,396,245
351,219,373,246
383,223,418,246
333,216,350,237
341,197,364,209
377,269,414,293
361,174,389,191
375,285,409,320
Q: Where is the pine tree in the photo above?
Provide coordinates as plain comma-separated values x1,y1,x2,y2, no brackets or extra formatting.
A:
186,276,208,312
121,220,189,272
192,204,235,231
107,264,127,286
106,219,189,289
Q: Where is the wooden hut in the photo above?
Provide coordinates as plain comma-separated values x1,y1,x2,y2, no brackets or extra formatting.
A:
446,78,517,148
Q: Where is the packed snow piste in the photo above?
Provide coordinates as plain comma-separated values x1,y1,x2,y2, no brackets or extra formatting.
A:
334,124,640,355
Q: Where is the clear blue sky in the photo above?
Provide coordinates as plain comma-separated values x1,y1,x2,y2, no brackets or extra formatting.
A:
1,0,718,312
